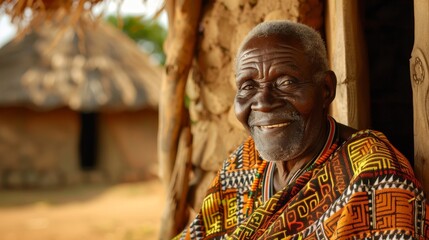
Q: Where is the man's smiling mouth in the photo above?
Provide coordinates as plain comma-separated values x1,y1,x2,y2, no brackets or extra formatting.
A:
258,122,291,129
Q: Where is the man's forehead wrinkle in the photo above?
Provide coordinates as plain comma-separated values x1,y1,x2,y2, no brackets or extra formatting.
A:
237,58,259,71
237,66,258,75
270,59,300,71
237,57,261,74
239,41,299,56
239,56,260,65
258,54,297,62
238,53,262,65
241,47,300,57
240,52,298,63
239,54,300,72
238,47,260,61
239,44,302,61
237,42,304,76
241,47,259,54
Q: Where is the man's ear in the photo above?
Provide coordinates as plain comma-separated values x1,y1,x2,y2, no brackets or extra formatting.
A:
322,70,337,108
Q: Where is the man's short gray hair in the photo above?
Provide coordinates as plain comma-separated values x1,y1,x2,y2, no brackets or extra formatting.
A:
235,20,329,82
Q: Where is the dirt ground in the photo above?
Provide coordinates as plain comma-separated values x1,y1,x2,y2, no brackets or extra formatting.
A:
0,178,165,240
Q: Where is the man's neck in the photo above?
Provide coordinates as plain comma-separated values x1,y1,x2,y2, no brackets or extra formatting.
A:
272,118,330,192
273,157,310,191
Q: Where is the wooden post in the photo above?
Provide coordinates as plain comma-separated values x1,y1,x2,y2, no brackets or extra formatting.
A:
158,0,202,238
411,0,429,194
160,124,193,239
158,0,201,187
325,0,370,130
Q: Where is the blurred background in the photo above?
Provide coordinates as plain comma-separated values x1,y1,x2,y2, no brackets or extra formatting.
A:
0,0,419,239
0,1,167,239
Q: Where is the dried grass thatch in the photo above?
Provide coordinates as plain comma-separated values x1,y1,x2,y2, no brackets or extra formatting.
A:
0,0,102,20
0,13,162,111
0,0,108,39
0,0,164,30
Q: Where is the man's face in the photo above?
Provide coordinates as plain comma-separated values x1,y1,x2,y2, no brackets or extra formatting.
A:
234,35,328,162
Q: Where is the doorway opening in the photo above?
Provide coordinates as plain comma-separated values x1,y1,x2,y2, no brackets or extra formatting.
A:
363,0,414,163
79,112,98,170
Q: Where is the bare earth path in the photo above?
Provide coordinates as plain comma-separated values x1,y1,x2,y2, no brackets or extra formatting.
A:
0,179,165,240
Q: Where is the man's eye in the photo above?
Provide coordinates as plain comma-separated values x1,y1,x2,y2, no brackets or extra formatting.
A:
276,78,296,88
241,84,255,90
275,78,296,90
239,81,257,90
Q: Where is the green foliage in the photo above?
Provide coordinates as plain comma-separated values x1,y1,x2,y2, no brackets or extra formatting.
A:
184,94,191,109
106,15,167,65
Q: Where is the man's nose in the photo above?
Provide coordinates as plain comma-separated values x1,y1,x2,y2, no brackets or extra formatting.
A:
251,86,282,112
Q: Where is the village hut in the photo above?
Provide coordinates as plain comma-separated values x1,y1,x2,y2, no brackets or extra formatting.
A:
0,16,162,188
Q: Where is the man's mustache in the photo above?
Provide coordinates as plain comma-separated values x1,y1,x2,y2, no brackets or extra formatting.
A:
248,110,299,126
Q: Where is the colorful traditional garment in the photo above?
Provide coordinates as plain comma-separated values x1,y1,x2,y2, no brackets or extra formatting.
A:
175,117,429,239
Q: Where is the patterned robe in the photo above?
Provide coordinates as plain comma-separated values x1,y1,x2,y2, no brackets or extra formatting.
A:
175,121,429,239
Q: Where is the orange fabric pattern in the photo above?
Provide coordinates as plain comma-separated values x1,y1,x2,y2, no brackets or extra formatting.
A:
175,122,429,239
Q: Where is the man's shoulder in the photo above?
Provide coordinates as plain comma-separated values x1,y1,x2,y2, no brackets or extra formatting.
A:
343,129,388,143
340,129,418,184
341,129,397,156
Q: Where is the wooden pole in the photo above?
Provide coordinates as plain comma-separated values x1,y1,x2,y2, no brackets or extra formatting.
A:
325,0,370,130
411,0,429,194
158,0,201,187
158,0,202,238
160,123,193,239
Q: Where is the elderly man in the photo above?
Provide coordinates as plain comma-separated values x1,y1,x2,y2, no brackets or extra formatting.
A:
175,20,429,239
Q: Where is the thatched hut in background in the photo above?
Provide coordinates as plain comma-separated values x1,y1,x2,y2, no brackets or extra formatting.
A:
0,16,162,188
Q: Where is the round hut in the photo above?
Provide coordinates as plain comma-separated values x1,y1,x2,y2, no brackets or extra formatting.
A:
0,15,162,188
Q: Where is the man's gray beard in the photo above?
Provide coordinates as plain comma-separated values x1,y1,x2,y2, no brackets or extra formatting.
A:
250,116,305,162
254,141,301,162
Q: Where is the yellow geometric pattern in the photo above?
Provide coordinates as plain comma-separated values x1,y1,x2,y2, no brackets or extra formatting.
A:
175,128,429,240
201,192,222,235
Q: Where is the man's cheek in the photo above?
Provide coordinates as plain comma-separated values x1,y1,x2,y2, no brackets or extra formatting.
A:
296,100,319,116
234,100,251,127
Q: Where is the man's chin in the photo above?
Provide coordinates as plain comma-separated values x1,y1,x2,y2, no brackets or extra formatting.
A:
257,149,294,162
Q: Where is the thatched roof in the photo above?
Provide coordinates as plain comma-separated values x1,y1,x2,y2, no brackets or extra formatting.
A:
0,14,162,111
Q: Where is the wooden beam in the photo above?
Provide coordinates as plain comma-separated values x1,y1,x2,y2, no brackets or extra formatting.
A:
158,0,201,187
325,0,370,130
158,0,202,238
411,0,429,194
160,125,193,239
